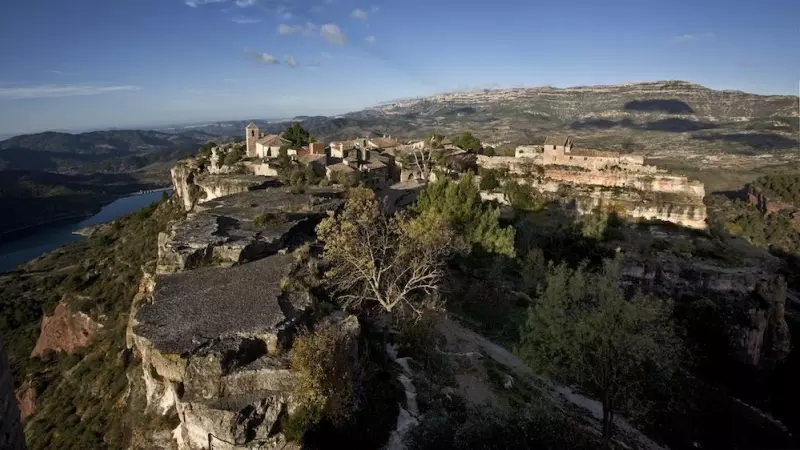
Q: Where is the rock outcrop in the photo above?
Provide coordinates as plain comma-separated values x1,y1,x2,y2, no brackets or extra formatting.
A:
170,155,276,212
132,253,307,449
1,338,26,450
621,247,791,368
30,301,101,358
15,384,35,421
747,184,797,215
156,186,343,273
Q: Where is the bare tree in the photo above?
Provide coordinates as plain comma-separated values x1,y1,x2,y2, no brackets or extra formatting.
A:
316,188,458,316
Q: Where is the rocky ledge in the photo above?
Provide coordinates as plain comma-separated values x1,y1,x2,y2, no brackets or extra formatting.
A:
157,186,344,273
131,250,360,449
136,253,308,356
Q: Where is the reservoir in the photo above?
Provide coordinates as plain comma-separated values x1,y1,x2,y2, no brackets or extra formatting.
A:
0,191,168,273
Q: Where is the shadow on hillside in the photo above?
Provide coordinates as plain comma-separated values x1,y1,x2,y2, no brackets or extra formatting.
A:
643,118,718,132
624,99,695,114
693,133,799,152
569,117,716,132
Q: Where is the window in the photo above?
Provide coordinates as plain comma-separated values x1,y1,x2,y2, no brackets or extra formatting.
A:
251,130,255,137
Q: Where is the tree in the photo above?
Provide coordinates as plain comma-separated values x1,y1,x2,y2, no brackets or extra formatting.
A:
317,188,458,316
413,173,515,257
481,146,495,157
282,122,315,148
451,131,482,152
518,260,682,444
427,132,445,149
479,171,500,191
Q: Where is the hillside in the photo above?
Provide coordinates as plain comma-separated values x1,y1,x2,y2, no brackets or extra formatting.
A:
0,171,159,236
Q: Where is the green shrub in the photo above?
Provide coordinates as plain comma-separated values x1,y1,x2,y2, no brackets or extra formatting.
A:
281,403,325,443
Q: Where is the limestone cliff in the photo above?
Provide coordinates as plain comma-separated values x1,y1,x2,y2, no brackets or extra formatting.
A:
170,154,276,212
156,186,343,273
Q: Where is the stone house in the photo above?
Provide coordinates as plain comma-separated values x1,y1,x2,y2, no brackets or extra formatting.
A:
330,140,356,158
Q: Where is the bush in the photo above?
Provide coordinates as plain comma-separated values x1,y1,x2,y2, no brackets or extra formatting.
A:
479,171,500,191
290,322,360,427
281,403,325,443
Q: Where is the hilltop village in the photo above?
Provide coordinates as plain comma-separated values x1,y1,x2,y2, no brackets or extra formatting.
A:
198,123,707,229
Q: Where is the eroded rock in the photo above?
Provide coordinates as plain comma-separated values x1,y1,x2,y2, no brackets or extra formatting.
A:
157,187,343,273
30,301,101,358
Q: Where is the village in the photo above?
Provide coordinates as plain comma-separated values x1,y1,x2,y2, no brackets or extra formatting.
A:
232,123,707,229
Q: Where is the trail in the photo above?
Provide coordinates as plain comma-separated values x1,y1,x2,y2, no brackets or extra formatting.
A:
436,317,669,450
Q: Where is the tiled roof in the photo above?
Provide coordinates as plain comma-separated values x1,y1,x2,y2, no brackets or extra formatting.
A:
368,138,400,148
256,134,289,146
544,136,571,146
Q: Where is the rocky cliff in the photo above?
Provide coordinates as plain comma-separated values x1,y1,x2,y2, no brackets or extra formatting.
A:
170,155,274,212
620,234,791,369
1,338,26,450
127,158,354,449
30,301,101,358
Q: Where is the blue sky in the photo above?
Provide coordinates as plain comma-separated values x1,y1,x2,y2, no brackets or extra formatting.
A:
0,0,797,135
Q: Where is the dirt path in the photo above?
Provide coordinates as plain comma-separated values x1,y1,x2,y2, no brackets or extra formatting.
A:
436,317,669,450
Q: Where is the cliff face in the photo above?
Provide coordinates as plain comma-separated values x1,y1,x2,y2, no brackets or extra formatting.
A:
170,154,276,212
1,339,26,450
546,169,705,200
127,161,353,448
747,184,797,215
621,247,790,369
30,301,101,358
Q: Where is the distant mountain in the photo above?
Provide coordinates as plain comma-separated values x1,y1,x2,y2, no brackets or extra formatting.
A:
0,129,208,155
0,129,222,175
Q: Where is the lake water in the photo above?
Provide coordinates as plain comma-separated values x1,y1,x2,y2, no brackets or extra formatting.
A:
0,191,168,273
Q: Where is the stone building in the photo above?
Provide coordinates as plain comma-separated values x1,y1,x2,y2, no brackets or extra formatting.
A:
245,123,290,158
510,135,646,171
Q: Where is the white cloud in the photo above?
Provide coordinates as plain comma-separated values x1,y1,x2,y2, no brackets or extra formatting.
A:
185,0,226,7
285,55,299,68
282,11,293,19
321,52,333,59
0,84,141,100
351,8,368,20
365,35,376,44
235,0,256,6
231,17,260,24
310,59,322,67
672,32,715,43
321,23,346,44
371,5,379,12
278,22,317,36
672,34,696,42
255,53,279,64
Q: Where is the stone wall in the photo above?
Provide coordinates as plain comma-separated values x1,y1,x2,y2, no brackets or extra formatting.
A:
1,338,26,450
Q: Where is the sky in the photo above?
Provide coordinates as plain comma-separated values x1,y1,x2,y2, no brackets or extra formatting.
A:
0,0,798,136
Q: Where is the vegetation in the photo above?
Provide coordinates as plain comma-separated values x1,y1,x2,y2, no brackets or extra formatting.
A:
0,197,184,449
450,131,482,152
221,144,245,166
317,188,458,316
752,173,800,205
478,171,500,191
281,122,316,148
412,173,515,257
518,260,683,443
289,322,360,430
